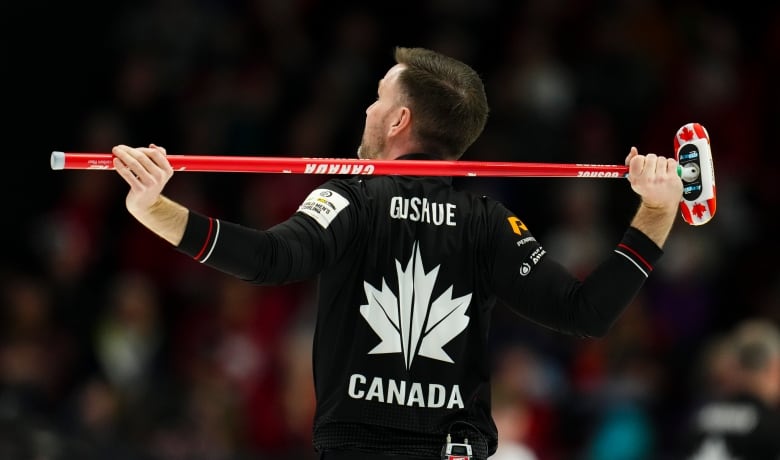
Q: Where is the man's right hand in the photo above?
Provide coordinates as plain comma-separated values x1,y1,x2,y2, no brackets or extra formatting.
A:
624,146,683,249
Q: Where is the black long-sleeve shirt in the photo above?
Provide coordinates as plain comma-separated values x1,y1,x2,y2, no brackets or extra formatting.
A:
176,153,663,459
679,392,780,460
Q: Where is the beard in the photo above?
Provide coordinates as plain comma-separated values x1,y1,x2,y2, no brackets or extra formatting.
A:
357,129,384,160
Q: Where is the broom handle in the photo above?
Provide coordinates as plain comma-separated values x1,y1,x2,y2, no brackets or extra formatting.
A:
50,151,631,178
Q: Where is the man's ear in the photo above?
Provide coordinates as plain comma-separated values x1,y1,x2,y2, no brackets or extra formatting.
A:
388,106,411,136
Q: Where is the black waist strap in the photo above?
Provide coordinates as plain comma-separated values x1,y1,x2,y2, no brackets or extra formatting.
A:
320,450,435,460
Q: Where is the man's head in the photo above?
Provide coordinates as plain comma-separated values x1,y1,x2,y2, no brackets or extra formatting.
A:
358,47,489,161
731,318,780,405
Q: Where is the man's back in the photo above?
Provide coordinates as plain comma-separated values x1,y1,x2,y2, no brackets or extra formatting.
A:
310,161,517,458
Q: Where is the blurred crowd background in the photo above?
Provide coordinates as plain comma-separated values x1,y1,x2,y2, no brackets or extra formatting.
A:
3,0,779,459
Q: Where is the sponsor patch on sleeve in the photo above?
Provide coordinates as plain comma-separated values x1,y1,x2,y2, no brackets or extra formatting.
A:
297,188,350,229
519,245,546,277
507,216,528,235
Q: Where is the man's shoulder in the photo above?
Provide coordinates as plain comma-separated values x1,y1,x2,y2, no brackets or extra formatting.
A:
322,175,507,209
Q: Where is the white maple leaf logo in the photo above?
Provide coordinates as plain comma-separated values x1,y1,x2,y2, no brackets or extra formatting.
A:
359,242,472,370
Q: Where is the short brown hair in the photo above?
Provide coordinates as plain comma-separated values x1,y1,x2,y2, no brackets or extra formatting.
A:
732,318,780,372
393,47,489,160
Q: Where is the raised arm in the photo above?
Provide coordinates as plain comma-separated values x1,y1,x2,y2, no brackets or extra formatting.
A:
112,144,188,246
624,146,683,247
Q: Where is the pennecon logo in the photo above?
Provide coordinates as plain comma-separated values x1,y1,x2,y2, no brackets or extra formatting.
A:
360,242,472,370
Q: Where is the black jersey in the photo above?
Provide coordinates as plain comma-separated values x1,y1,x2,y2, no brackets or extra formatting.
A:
176,153,664,459
680,393,780,460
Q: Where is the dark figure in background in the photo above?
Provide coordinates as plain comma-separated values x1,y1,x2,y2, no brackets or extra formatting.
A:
681,318,780,460
110,47,683,459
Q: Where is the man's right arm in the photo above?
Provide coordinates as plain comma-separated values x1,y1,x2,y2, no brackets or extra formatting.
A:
489,147,682,338
623,146,683,248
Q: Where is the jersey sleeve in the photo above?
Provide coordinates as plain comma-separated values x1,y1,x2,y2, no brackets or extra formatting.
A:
488,202,663,337
174,179,361,285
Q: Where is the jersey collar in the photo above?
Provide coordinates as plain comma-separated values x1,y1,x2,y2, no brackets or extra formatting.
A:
394,153,453,183
396,153,444,161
